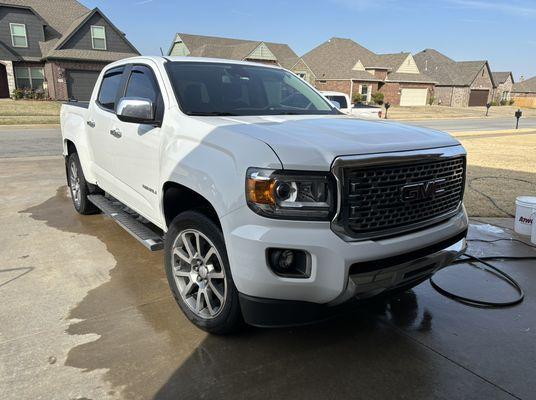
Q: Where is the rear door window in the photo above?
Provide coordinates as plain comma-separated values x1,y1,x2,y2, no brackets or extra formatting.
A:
97,67,124,111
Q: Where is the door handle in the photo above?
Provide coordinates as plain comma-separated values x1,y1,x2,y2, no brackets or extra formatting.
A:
86,120,95,128
109,128,122,138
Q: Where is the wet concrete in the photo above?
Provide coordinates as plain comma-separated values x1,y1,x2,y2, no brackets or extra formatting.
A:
2,156,536,399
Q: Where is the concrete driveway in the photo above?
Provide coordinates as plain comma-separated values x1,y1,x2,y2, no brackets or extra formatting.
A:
1,127,536,399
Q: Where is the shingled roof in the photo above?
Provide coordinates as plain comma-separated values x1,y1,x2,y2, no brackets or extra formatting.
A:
513,76,536,94
414,49,493,87
170,33,299,69
300,38,435,83
492,72,513,87
1,0,139,61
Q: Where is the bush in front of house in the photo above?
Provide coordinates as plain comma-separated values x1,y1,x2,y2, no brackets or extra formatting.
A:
371,92,384,105
11,88,46,100
490,101,498,106
353,94,366,104
508,99,515,105
428,95,435,106
499,99,508,106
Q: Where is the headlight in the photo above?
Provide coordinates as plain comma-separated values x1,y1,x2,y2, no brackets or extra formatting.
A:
246,167,336,220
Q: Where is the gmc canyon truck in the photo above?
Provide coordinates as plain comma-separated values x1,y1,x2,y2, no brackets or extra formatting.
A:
61,56,468,334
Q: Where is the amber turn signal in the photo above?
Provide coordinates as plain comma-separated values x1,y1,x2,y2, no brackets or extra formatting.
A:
246,178,276,205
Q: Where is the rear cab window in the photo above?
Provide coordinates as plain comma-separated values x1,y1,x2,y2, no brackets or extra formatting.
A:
327,95,348,109
97,66,124,111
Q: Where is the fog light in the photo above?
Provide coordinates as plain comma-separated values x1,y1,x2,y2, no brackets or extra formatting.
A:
267,248,309,278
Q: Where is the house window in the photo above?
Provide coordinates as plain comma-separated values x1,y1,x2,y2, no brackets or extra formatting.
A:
14,67,44,90
10,23,28,48
501,91,510,101
296,72,307,80
91,26,107,50
360,84,370,101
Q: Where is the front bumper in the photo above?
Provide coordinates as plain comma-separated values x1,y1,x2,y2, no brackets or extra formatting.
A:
222,205,468,306
238,234,466,327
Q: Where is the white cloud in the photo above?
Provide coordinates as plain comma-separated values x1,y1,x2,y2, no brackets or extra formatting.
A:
134,0,154,4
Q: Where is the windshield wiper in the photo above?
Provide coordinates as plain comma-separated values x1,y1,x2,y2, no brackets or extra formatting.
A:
187,111,238,116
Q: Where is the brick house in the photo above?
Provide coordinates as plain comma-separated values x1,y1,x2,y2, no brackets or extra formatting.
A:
292,37,436,106
491,72,514,103
512,76,536,108
168,33,299,69
414,49,495,107
0,0,139,100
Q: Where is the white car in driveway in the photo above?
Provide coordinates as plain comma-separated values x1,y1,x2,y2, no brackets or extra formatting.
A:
321,91,382,119
61,56,467,333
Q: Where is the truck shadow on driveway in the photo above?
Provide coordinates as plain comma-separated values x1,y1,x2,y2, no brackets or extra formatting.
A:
21,186,513,400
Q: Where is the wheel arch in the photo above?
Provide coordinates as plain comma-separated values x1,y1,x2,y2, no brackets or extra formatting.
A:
162,182,221,230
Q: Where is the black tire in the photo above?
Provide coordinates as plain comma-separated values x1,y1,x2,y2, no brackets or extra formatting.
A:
67,153,99,215
165,211,243,334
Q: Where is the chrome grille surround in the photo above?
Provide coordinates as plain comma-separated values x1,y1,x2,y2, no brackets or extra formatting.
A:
331,145,466,241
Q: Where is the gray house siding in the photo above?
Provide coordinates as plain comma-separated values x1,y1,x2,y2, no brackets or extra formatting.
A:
0,6,44,59
61,13,133,53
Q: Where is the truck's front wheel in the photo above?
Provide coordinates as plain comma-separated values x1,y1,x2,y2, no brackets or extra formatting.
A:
165,211,242,334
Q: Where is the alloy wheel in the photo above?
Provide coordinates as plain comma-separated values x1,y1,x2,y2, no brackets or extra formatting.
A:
172,229,227,319
69,160,81,208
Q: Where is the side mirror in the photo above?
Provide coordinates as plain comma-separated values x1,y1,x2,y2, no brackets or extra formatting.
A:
116,97,155,124
330,100,341,109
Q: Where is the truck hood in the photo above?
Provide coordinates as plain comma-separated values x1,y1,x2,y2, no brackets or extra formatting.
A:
195,115,461,170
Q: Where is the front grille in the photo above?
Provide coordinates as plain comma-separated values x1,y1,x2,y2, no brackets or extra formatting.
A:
335,155,465,239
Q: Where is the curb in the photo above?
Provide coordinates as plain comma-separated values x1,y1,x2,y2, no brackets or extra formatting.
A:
450,128,535,136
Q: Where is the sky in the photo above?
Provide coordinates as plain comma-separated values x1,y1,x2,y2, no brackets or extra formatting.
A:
83,0,536,80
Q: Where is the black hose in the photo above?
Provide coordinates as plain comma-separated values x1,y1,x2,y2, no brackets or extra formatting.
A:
468,176,536,217
429,253,531,307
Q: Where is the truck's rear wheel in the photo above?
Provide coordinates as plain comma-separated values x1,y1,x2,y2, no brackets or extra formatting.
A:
165,211,242,334
67,153,99,215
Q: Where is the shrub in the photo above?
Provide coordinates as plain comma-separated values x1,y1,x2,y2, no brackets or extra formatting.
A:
11,88,24,100
11,88,46,100
371,92,384,105
509,99,515,105
490,101,498,106
428,95,435,106
353,94,366,103
499,99,508,106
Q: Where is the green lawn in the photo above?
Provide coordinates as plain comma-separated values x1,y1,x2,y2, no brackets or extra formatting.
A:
0,99,61,125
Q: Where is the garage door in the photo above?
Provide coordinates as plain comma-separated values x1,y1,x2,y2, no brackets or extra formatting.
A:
66,70,100,101
468,89,489,107
400,88,428,106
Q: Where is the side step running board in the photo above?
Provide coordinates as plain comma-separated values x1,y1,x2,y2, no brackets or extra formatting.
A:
88,194,164,251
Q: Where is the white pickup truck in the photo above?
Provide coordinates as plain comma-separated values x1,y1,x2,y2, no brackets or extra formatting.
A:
321,91,382,119
61,56,468,333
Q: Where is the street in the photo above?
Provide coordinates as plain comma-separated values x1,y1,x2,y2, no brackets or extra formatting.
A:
2,117,536,160
398,116,536,132
1,126,536,399
0,127,62,158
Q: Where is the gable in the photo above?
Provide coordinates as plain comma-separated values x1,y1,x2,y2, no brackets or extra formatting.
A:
352,60,365,71
396,54,419,74
169,35,190,56
0,6,44,58
470,63,493,89
59,11,136,54
246,42,276,61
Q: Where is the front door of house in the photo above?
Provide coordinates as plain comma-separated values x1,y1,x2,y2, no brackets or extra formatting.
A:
0,64,10,98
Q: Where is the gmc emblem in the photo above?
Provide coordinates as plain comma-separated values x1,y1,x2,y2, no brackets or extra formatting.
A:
400,179,446,202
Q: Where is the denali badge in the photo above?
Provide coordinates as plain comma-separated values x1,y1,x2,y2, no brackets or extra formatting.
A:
400,179,446,202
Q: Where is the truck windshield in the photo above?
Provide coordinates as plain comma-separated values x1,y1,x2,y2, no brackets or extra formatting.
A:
166,62,338,116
